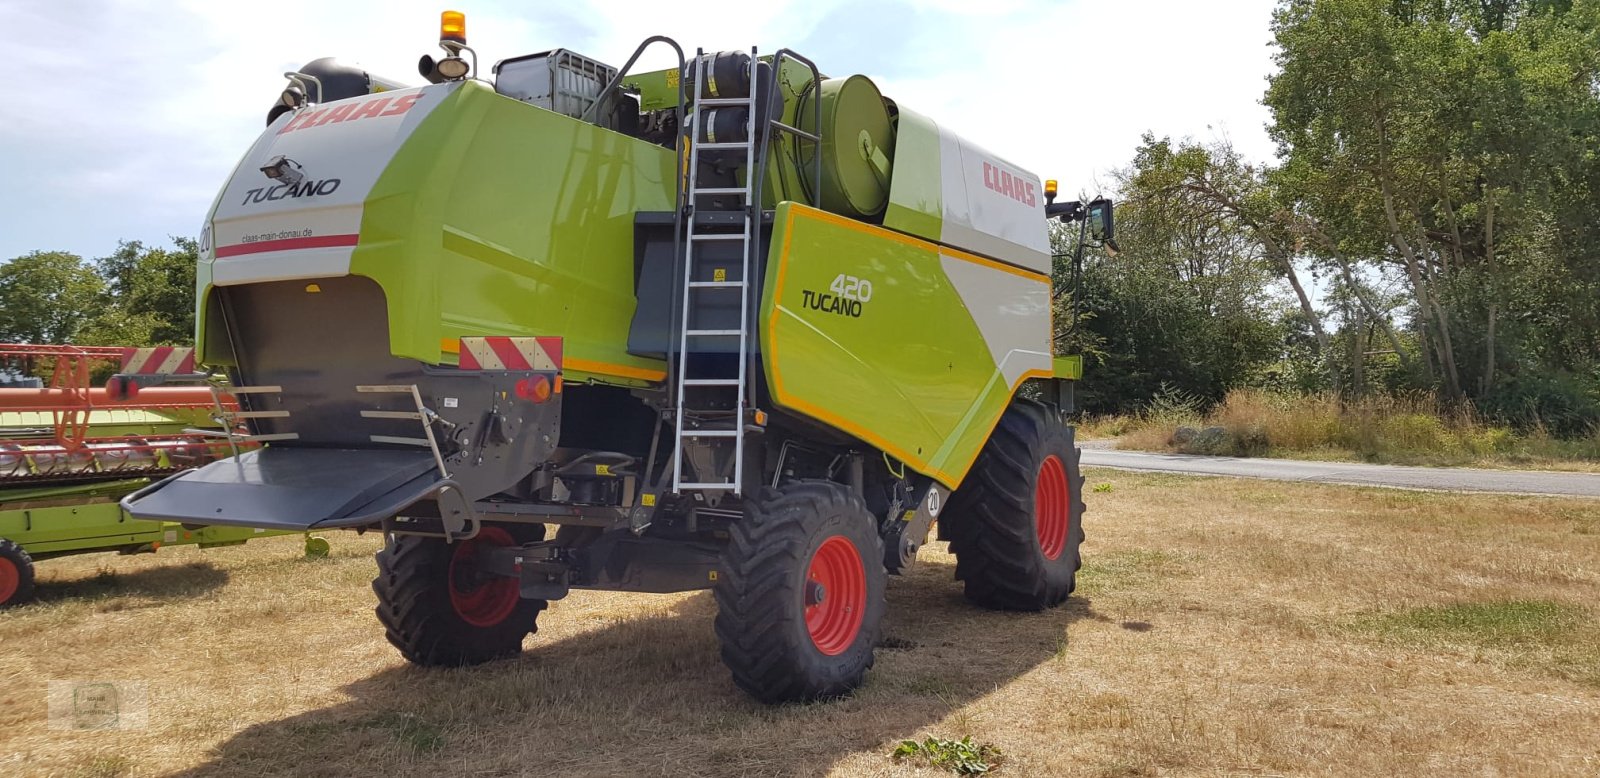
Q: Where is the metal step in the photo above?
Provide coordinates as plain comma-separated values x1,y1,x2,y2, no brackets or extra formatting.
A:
690,233,746,241
682,378,741,386
688,281,744,289
677,482,738,491
695,97,751,107
685,329,741,337
229,410,291,420
693,187,752,196
228,385,285,395
682,429,739,438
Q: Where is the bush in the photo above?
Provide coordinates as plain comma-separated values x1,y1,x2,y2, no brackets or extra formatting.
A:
1480,369,1600,438
1106,388,1599,467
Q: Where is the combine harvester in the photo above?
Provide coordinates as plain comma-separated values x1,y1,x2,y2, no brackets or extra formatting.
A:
0,345,322,608
121,12,1115,702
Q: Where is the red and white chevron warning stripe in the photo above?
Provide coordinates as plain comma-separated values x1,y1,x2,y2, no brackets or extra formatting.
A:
458,337,562,371
120,346,196,375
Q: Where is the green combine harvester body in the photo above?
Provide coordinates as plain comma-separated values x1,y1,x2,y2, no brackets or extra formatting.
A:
119,17,1111,702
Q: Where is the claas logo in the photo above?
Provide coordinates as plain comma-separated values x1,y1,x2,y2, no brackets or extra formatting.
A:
277,94,422,135
982,161,1038,208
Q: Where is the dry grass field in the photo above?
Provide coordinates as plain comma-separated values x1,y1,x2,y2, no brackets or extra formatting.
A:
2,470,1598,777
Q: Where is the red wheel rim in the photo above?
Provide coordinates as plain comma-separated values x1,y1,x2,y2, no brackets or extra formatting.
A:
804,535,867,656
1036,455,1070,561
448,526,521,628
0,557,18,604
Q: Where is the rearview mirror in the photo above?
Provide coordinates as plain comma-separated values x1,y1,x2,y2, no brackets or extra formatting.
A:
1087,198,1114,244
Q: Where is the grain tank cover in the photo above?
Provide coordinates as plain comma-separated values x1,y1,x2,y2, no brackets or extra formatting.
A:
801,75,896,219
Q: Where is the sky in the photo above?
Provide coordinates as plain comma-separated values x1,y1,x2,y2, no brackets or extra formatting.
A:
0,0,1281,261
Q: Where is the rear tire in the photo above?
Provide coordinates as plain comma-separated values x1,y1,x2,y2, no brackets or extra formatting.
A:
714,481,887,703
373,523,546,666
944,399,1085,611
0,539,36,609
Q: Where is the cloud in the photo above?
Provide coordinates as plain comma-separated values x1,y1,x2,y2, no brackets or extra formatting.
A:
0,0,1278,260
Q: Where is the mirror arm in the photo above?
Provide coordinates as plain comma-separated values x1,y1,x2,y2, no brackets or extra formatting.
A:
1046,201,1085,222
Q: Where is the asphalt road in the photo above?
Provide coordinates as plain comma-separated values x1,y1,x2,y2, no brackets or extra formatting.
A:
1078,444,1600,499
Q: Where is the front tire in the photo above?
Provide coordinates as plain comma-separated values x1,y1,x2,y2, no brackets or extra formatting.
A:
0,539,36,609
373,523,546,666
944,399,1085,611
714,481,887,703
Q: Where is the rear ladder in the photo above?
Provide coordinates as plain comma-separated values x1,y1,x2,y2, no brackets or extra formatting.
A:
669,48,823,498
670,49,764,495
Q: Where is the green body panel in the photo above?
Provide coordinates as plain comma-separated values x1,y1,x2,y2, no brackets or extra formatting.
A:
761,203,1028,487
881,106,944,243
1054,355,1083,381
622,66,681,113
353,81,677,383
195,260,216,363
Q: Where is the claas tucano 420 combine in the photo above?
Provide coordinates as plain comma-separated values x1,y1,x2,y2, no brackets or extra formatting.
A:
121,11,1114,703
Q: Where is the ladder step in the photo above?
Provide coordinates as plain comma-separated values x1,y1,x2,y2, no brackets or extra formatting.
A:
227,385,284,395
682,429,740,438
688,281,744,289
695,97,751,107
690,233,746,241
677,482,738,491
695,142,750,150
685,329,742,336
682,378,741,386
360,410,423,420
692,187,751,196
370,435,432,447
241,432,300,443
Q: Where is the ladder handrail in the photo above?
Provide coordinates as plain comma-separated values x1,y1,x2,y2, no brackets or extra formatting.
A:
757,49,824,211
580,35,686,126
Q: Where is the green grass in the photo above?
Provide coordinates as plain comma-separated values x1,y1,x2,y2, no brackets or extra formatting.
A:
1354,600,1584,647
892,735,1003,775
364,712,448,756
1351,600,1600,687
1075,549,1191,596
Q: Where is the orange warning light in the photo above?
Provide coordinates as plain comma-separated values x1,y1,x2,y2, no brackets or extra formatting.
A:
440,10,467,45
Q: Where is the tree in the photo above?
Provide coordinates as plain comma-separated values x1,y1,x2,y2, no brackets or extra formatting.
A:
0,251,107,345
1123,135,1339,391
95,238,198,344
1265,0,1600,430
1056,143,1289,415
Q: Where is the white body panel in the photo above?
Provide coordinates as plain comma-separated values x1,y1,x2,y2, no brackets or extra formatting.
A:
940,255,1053,385
206,84,453,286
937,129,1051,274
